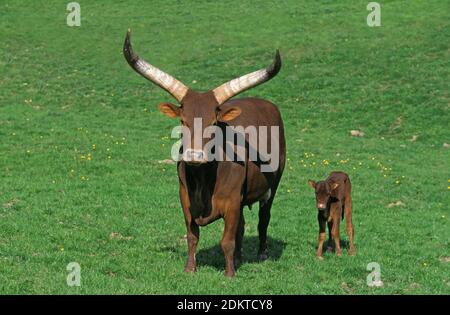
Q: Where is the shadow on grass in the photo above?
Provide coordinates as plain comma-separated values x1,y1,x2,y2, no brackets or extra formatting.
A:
196,236,286,271
308,238,351,252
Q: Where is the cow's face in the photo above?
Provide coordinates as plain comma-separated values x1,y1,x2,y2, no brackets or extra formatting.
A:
158,91,241,165
123,30,281,165
308,180,339,211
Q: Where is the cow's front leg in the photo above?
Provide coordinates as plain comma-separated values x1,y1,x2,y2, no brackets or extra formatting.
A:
180,183,198,273
184,220,199,272
216,197,241,277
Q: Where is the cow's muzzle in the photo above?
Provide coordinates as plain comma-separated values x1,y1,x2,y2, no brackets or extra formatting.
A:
183,149,207,165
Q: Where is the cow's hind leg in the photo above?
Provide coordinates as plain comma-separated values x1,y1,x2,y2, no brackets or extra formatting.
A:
257,196,274,261
234,206,245,268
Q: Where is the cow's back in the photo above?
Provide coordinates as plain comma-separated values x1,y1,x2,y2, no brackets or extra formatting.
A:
221,97,286,206
221,97,284,129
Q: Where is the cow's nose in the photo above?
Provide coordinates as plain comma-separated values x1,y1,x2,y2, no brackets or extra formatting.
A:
317,203,326,211
184,149,207,164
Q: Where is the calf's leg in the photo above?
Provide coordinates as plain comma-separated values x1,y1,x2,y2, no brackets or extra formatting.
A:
331,203,342,257
345,195,355,255
326,221,333,252
316,214,327,259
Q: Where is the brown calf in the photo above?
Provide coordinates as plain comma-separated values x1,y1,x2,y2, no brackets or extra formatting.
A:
308,171,355,259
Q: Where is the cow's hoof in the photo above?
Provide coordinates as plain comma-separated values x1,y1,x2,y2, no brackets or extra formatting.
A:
184,266,196,273
349,249,356,256
336,252,342,257
316,255,324,261
257,250,269,262
224,270,235,277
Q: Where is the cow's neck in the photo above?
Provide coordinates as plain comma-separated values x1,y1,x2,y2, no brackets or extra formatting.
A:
185,162,218,218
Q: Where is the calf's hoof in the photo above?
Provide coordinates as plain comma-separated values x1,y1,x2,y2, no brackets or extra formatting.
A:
316,255,324,261
184,265,196,273
349,248,356,256
336,252,342,257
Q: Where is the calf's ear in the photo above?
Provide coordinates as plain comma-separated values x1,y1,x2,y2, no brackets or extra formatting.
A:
218,107,242,122
158,102,180,118
308,180,316,189
331,182,339,190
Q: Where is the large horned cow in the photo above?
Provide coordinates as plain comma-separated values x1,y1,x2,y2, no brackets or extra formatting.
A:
124,30,286,277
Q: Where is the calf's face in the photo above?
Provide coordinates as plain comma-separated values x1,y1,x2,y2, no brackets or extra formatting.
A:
308,180,339,211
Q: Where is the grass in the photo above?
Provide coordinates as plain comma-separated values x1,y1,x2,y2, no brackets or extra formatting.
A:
0,0,449,294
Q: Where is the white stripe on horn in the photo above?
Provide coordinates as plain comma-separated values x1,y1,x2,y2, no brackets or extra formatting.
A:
124,30,189,102
212,50,281,105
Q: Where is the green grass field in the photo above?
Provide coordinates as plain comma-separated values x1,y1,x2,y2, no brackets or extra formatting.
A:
0,0,449,294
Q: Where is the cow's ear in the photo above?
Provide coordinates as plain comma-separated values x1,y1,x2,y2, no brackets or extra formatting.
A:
218,107,242,122
308,180,316,189
158,102,180,118
331,182,339,190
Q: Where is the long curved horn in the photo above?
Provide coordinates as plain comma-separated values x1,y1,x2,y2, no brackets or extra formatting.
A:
123,29,189,102
212,50,281,105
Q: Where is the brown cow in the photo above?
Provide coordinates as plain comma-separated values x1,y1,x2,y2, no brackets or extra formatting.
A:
123,30,286,277
308,171,355,259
